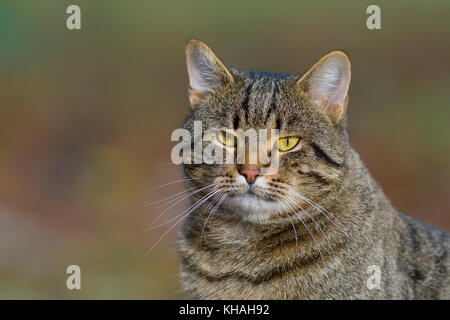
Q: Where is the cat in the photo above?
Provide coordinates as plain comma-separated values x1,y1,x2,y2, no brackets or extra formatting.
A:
176,39,449,299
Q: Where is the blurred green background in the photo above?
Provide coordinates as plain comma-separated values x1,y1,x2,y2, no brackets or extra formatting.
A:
0,0,449,299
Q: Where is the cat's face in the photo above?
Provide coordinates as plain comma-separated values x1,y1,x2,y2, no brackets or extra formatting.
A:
181,40,351,224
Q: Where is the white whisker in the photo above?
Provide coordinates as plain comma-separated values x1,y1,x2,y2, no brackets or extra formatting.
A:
200,192,230,246
140,185,197,209
287,184,352,240
141,188,222,260
282,197,325,266
277,199,298,246
148,177,201,192
289,194,335,260
135,185,217,236
145,183,217,227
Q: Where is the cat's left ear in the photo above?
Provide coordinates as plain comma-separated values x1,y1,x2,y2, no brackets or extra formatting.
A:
297,51,351,124
185,39,234,107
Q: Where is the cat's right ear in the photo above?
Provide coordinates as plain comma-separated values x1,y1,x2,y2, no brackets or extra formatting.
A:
185,39,234,107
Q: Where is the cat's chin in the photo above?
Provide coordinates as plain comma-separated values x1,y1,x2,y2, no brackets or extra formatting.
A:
224,194,282,224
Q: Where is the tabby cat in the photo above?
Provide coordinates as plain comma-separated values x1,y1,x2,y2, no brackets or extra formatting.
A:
176,39,449,299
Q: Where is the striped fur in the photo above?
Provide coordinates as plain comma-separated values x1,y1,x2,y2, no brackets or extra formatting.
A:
176,41,449,299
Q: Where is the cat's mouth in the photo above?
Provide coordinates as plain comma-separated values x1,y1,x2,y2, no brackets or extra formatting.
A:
224,190,283,223
224,185,283,204
246,188,280,202
213,174,291,222
215,174,286,203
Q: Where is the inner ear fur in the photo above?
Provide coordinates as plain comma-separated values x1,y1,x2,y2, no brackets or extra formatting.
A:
297,51,351,124
185,39,234,107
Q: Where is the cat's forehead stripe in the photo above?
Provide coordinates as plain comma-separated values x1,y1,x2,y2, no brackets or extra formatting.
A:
264,81,279,125
243,79,280,128
241,82,253,124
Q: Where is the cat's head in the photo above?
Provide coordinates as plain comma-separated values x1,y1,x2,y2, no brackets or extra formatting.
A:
181,39,351,224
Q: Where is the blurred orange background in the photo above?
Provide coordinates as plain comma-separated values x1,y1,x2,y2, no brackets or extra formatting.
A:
0,1,449,298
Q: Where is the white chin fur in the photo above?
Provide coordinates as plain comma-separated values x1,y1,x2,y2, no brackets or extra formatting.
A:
225,195,281,224
223,176,282,224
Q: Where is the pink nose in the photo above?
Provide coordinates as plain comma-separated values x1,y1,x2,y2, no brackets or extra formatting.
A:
239,168,261,184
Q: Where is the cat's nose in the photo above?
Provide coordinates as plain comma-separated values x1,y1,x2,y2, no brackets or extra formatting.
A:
239,168,261,185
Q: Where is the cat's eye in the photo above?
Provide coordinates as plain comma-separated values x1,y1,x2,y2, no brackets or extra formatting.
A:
278,136,300,152
217,131,237,147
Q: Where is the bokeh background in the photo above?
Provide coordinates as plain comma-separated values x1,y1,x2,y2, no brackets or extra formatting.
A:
0,0,449,299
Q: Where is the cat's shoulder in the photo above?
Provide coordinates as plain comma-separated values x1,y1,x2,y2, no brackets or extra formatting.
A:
397,212,449,254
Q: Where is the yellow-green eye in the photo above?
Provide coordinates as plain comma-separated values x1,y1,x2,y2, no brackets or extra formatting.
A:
217,131,237,147
278,136,300,151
